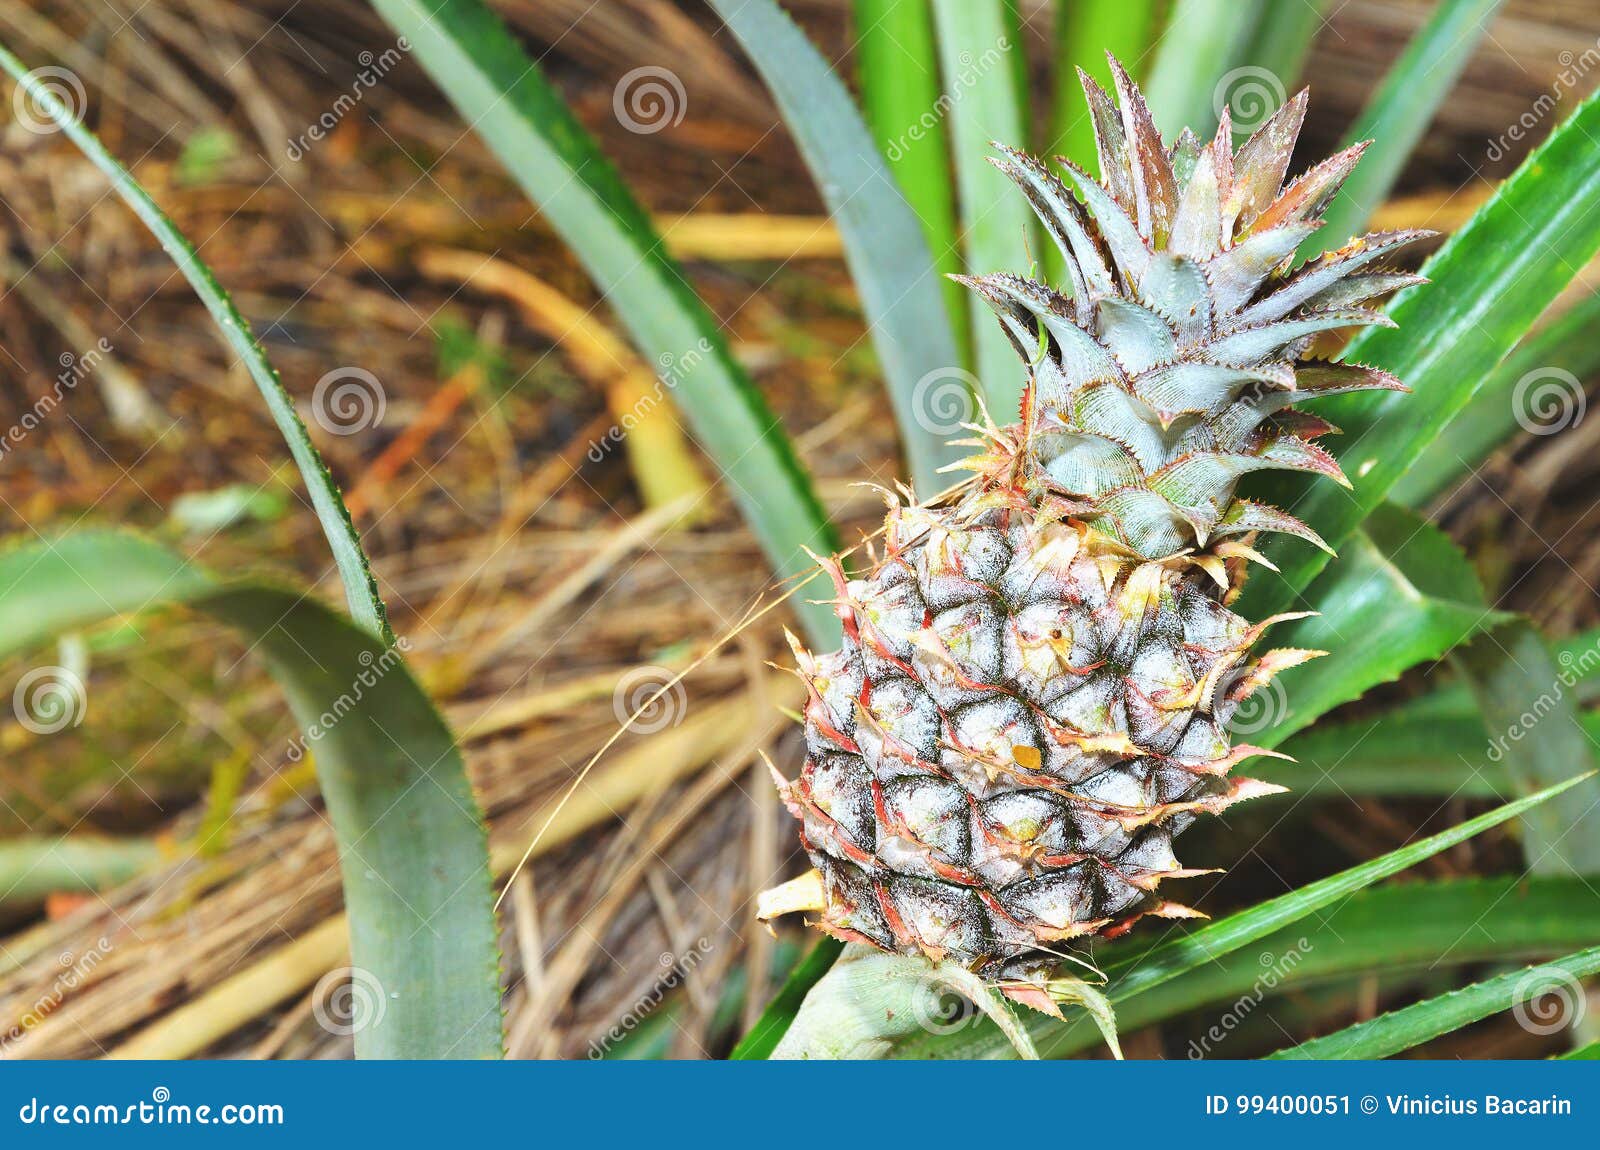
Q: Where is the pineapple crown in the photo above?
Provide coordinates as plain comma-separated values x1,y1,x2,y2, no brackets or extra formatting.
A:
956,56,1430,561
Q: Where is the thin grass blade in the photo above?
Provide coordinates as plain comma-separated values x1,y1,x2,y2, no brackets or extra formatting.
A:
0,41,391,643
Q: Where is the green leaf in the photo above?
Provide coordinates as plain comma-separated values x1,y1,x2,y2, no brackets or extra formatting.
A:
1245,86,1600,619
1257,504,1510,748
1455,619,1600,876
367,0,840,646
1142,0,1263,141
731,936,843,1060
1047,0,1160,164
813,775,1585,1058
897,875,1600,1057
0,533,501,1058
1102,774,1588,1007
929,0,1035,417
1310,0,1504,256
0,40,391,644
1235,0,1329,93
769,947,1044,1059
708,0,968,495
1044,0,1159,289
1393,291,1600,507
1271,943,1600,1059
0,836,160,907
854,0,971,369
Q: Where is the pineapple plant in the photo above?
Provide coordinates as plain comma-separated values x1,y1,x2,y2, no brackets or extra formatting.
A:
760,60,1428,1011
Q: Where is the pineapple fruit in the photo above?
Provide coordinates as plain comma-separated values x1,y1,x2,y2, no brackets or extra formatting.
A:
762,60,1428,1008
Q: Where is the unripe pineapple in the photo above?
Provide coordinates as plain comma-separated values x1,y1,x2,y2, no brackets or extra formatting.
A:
763,60,1427,1005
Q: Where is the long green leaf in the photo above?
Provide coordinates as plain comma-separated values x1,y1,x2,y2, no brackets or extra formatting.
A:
1045,0,1159,287
708,0,967,494
1272,943,1600,1059
0,41,391,644
1245,87,1600,619
0,836,160,907
1142,0,1263,141
929,0,1034,417
1103,774,1588,1006
897,876,1600,1057
0,533,501,1058
854,0,971,370
800,774,1585,1058
1393,292,1600,507
367,0,839,646
1048,0,1159,166
1235,0,1329,93
1259,504,1510,748
1310,0,1504,256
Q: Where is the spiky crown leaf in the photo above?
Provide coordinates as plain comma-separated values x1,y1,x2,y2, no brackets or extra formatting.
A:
957,57,1430,561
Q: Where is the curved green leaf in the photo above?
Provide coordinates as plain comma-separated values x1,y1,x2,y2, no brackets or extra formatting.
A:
1456,619,1600,876
1102,775,1587,1006
0,836,160,907
1311,0,1505,255
1271,944,1600,1059
731,936,843,1060
1245,86,1600,618
791,774,1585,1058
1261,504,1510,747
899,876,1600,1058
0,532,500,1058
708,0,968,494
0,41,391,644
367,0,839,646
